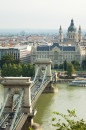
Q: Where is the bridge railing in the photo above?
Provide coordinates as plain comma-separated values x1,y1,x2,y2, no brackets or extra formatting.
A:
31,77,51,107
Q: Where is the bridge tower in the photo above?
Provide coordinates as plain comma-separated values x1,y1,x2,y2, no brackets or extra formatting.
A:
35,58,52,80
1,77,32,113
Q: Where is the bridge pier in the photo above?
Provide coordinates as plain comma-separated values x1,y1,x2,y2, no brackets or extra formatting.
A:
22,117,42,130
43,82,58,93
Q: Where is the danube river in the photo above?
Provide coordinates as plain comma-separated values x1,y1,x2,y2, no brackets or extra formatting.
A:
0,83,86,130
34,83,86,130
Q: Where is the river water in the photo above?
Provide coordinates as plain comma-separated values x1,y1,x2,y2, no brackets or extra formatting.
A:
34,83,86,130
0,83,86,130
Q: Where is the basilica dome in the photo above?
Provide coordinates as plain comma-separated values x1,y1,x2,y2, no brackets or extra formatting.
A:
68,19,77,32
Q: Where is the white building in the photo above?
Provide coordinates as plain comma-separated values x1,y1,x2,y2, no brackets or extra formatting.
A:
0,45,31,63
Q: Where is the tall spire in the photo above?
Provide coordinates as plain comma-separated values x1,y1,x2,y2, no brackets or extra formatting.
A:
78,25,82,42
59,25,63,42
71,19,74,26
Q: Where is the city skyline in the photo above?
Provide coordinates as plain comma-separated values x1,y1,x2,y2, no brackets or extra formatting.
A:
0,0,86,29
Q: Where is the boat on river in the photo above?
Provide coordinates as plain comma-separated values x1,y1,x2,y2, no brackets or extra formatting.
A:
69,78,86,86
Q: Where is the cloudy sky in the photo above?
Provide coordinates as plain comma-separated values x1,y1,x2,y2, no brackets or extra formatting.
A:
0,0,86,29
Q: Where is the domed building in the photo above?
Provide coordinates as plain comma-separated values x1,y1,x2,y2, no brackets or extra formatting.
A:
59,19,82,43
31,19,85,68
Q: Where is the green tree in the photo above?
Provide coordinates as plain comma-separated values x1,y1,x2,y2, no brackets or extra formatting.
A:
1,54,14,67
22,63,35,77
1,63,35,77
59,64,63,70
16,64,22,76
82,59,86,70
22,63,29,76
13,59,20,64
63,60,67,71
7,63,13,76
28,64,35,77
54,64,58,69
1,63,8,76
1,54,20,68
52,109,86,130
12,64,18,76
67,63,75,77
71,60,80,70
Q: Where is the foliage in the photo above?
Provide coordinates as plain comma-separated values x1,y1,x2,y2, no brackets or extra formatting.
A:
59,64,63,70
67,63,75,77
71,60,80,70
28,127,33,130
1,54,14,67
54,64,58,69
52,109,86,130
1,54,20,68
1,63,35,77
1,63,8,76
82,59,86,70
63,60,67,71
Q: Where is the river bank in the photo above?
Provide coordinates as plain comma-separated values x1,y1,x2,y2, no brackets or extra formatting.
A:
56,78,73,83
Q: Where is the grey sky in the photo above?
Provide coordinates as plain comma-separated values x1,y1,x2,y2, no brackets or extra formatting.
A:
0,0,86,29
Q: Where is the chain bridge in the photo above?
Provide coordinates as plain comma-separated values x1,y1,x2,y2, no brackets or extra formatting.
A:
0,59,57,130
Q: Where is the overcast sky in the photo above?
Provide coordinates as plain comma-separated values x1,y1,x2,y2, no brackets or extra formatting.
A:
0,0,86,29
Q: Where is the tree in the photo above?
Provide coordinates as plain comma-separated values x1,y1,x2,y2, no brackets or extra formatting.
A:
1,54,20,68
13,59,20,64
59,64,63,70
54,64,58,69
1,54,14,68
82,59,86,70
22,63,29,76
1,63,35,77
16,64,22,76
12,64,18,76
28,64,35,77
52,109,86,130
1,63,8,76
63,60,67,71
71,60,80,70
67,63,75,77
7,63,13,76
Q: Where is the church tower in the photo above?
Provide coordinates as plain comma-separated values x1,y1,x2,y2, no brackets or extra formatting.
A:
67,19,78,42
78,26,82,42
58,26,63,42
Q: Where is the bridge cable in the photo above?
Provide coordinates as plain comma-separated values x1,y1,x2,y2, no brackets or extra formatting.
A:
30,66,39,88
0,88,10,119
9,89,24,130
41,66,47,86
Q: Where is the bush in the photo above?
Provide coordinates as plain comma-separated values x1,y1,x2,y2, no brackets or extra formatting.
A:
52,109,86,130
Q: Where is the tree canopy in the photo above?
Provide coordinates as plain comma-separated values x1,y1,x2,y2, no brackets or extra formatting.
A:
63,60,67,71
1,63,35,77
71,60,80,70
82,59,86,70
1,54,20,68
67,63,75,77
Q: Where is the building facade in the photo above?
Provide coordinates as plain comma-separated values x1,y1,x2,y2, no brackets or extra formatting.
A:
31,43,85,68
0,45,31,63
31,20,85,68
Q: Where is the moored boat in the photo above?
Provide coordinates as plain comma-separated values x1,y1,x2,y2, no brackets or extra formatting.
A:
69,78,86,86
